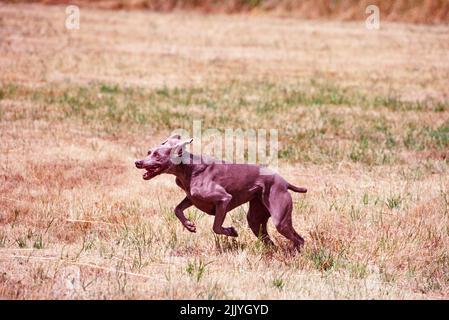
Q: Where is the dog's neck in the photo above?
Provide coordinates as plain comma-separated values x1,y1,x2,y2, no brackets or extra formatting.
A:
166,152,208,185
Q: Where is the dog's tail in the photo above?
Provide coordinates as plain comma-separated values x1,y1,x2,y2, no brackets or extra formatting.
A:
287,183,307,193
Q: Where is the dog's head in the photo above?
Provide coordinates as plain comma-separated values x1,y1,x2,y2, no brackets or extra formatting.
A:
135,134,193,180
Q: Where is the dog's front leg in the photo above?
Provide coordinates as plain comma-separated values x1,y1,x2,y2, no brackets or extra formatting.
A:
174,197,196,233
190,185,237,237
212,195,238,237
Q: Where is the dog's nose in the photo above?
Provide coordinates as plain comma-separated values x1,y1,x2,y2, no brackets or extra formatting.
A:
135,160,142,167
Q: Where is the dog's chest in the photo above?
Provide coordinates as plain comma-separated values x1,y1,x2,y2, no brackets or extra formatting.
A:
175,177,189,192
175,178,215,214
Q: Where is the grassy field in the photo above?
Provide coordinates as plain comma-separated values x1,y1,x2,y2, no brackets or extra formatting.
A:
6,0,449,23
0,3,448,299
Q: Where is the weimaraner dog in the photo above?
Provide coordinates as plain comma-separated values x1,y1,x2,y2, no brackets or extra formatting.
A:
135,134,307,249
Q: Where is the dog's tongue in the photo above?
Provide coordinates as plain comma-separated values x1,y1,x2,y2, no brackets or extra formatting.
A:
143,171,151,179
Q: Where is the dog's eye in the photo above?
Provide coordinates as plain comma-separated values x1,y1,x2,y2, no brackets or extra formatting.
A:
147,150,152,155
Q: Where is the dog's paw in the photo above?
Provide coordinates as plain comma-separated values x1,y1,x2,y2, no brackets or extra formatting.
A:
183,220,196,233
224,227,238,237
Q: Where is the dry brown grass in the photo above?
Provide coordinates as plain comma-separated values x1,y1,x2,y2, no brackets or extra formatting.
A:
0,3,448,299
5,0,449,24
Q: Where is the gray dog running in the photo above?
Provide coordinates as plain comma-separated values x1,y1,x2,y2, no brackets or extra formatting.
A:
135,134,307,250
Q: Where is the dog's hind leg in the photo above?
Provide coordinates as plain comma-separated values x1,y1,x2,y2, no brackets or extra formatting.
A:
263,187,305,250
247,199,274,246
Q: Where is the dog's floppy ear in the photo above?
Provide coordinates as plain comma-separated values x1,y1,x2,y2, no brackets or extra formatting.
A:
162,134,181,145
175,138,193,152
170,138,193,164
168,134,181,140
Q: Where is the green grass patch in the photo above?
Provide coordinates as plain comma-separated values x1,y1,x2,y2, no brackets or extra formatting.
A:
2,80,448,165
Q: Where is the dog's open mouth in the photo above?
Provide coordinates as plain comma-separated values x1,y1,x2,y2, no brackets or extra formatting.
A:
142,167,161,180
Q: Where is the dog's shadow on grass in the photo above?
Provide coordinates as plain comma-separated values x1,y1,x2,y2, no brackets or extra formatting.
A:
212,235,301,260
213,235,247,254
